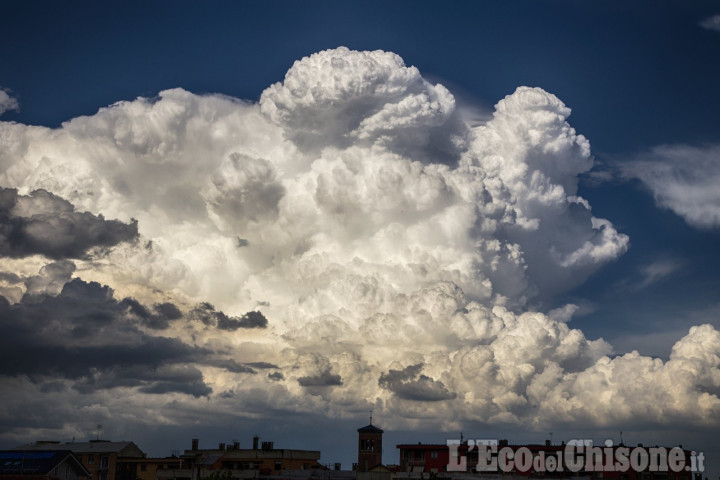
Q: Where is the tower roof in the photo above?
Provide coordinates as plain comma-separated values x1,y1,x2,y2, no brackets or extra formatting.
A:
357,424,383,433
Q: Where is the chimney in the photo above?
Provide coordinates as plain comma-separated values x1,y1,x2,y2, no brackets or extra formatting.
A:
545,440,551,447
334,463,341,471
218,443,225,451
192,439,199,450
253,436,259,450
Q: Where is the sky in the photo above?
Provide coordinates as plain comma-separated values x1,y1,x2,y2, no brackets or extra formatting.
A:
1,0,720,475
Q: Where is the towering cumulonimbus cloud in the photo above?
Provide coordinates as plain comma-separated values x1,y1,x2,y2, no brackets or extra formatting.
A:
0,47,718,440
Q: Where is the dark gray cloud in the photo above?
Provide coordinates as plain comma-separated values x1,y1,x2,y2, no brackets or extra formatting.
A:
0,188,138,259
218,389,236,398
0,276,264,397
205,358,256,374
121,298,184,330
246,362,278,369
154,302,183,320
190,303,268,330
139,381,212,397
0,268,278,399
71,364,212,398
298,369,342,387
378,363,457,402
236,311,268,329
268,372,284,381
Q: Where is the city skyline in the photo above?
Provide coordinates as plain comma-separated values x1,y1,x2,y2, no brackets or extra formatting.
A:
0,1,719,478
8,426,706,476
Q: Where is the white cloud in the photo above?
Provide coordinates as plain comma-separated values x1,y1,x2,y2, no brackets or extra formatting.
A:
613,257,684,292
547,303,579,323
700,14,720,32
636,258,683,289
622,144,720,229
0,89,19,116
0,48,718,441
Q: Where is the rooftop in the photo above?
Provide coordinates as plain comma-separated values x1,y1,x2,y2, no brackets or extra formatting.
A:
0,450,89,477
13,441,144,456
357,425,383,434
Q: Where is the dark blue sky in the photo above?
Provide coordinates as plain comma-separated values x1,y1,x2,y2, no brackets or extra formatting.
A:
3,1,720,152
2,0,720,471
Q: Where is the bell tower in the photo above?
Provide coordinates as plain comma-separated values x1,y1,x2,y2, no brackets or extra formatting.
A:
357,416,383,472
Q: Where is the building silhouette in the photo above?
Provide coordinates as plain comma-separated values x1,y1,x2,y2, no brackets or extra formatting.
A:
0,450,90,480
10,442,143,480
356,423,383,472
10,427,705,480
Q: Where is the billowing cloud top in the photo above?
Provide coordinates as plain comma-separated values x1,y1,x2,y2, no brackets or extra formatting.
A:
0,48,718,441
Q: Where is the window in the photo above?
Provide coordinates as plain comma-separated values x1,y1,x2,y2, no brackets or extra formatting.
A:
361,439,375,451
88,456,95,465
140,465,147,472
430,451,438,459
274,462,282,471
100,456,109,469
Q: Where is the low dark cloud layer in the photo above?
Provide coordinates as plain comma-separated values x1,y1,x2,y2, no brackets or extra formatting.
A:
0,187,138,259
379,363,456,401
0,279,209,395
0,274,267,397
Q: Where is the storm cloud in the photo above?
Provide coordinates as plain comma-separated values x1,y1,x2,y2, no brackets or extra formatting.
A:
0,274,265,397
0,48,718,443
